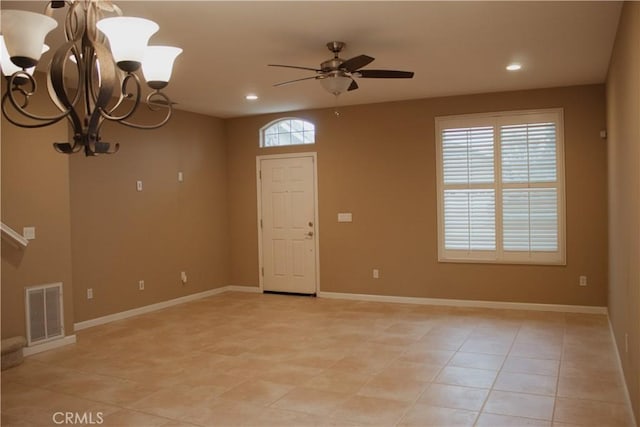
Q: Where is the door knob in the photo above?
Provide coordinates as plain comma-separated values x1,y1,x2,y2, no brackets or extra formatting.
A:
308,221,313,227
306,231,314,237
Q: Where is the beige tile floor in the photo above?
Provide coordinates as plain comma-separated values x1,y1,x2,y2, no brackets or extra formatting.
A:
1,292,636,426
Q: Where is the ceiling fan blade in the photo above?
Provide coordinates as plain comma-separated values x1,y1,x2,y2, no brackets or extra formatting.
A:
340,55,375,72
268,64,321,72
357,69,414,78
348,79,359,91
273,75,320,87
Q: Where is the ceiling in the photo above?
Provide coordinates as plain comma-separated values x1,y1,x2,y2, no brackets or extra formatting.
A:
0,1,623,119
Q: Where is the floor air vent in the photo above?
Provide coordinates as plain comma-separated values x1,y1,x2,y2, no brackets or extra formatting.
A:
25,283,64,345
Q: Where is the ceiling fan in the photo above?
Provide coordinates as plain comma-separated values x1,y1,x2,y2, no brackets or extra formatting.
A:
269,41,414,95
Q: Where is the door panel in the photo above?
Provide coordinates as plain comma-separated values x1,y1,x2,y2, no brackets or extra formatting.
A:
260,156,316,294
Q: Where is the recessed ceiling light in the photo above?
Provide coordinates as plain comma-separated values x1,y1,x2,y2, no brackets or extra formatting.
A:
245,94,259,100
506,63,522,71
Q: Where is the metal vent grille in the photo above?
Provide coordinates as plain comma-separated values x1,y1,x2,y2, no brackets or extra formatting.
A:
25,283,64,345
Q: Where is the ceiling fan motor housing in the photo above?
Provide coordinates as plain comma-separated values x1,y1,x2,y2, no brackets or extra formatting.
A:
322,41,346,71
321,58,345,72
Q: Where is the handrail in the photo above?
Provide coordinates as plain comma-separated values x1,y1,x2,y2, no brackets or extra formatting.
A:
1,222,29,248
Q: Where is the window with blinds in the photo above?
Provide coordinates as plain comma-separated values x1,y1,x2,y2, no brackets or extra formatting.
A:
435,109,565,264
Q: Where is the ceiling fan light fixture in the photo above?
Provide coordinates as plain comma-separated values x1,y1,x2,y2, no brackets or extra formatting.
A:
320,74,352,95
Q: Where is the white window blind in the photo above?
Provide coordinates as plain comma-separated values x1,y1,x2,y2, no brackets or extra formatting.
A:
442,126,494,185
436,109,565,264
502,189,558,252
444,189,496,250
501,122,557,183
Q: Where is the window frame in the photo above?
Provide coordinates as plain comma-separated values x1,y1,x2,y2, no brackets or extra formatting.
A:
259,117,316,148
435,108,566,265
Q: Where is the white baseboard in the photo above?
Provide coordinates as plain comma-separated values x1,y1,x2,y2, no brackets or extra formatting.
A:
23,335,77,356
607,316,638,427
227,285,261,293
317,291,608,314
72,285,606,332
74,287,229,331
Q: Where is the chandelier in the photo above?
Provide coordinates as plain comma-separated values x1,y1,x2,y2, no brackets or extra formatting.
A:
0,1,182,156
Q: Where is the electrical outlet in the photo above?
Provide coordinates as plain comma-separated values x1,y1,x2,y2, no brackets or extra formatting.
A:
178,171,184,182
579,276,587,286
138,280,145,291
181,271,187,284
373,269,379,279
87,288,93,299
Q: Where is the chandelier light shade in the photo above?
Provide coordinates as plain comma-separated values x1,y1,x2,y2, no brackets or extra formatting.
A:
96,17,159,72
142,46,183,90
0,1,182,156
0,37,49,78
0,10,57,69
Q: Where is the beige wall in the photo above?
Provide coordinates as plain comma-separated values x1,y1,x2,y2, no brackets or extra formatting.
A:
69,108,229,322
1,80,609,343
227,85,608,306
2,82,229,332
1,77,74,339
606,1,640,420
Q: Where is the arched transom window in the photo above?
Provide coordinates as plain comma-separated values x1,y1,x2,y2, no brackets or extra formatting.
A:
260,118,315,147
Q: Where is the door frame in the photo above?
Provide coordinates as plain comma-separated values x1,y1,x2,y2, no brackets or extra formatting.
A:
256,152,320,293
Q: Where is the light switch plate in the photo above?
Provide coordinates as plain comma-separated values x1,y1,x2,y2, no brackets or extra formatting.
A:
337,213,353,222
136,180,143,191
23,227,36,240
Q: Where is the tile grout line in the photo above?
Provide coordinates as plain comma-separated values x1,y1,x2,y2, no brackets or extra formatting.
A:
471,319,522,426
392,318,466,427
550,312,567,425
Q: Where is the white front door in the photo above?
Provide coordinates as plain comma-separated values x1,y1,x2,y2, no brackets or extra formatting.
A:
258,155,317,294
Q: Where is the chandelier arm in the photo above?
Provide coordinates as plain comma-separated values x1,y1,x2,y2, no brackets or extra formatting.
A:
85,47,102,109
84,3,100,115
85,0,101,42
3,72,73,123
53,143,84,155
98,73,142,122
118,91,173,130
83,48,94,118
47,43,85,114
46,1,86,116
1,92,68,128
85,38,118,138
98,85,129,115
64,1,83,43
110,3,123,16
49,40,85,135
